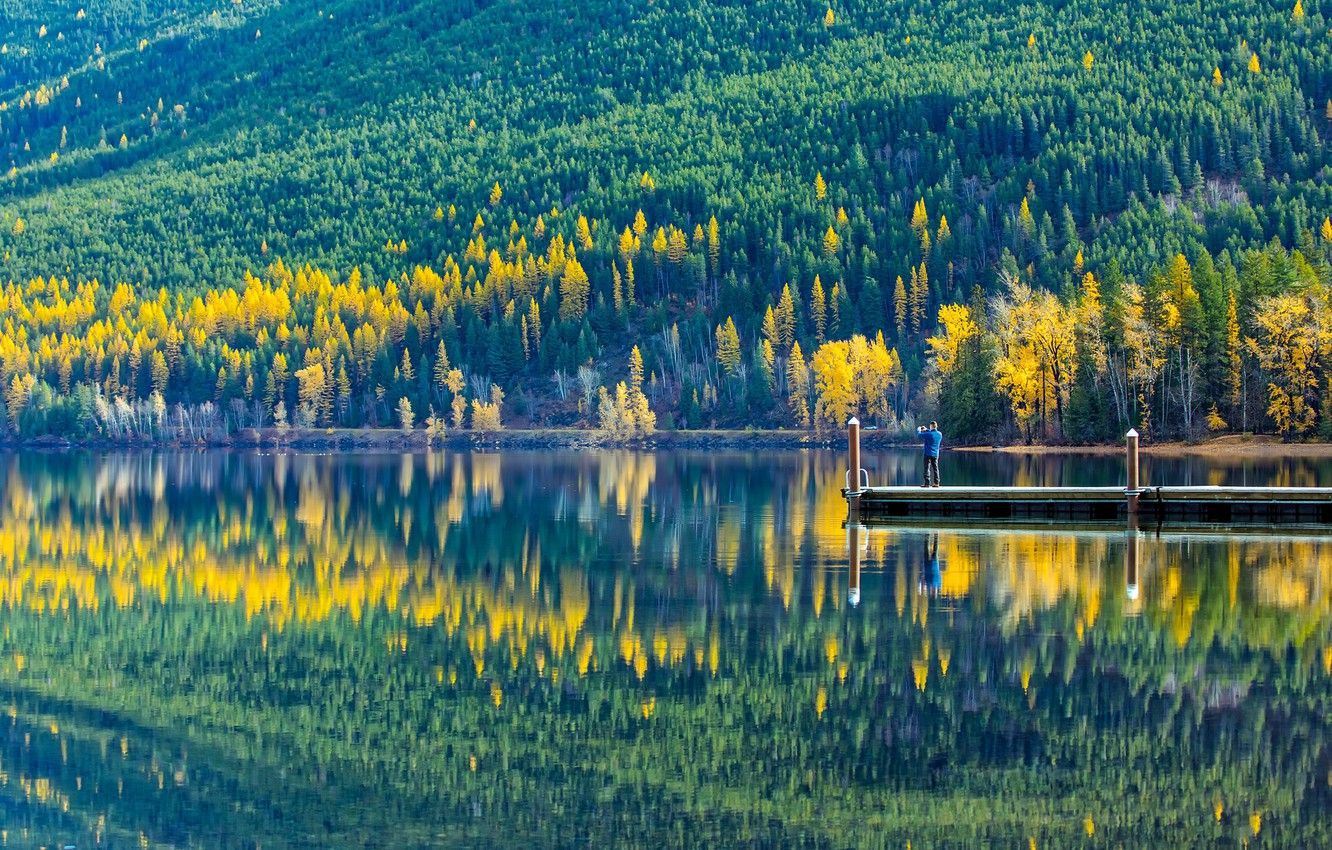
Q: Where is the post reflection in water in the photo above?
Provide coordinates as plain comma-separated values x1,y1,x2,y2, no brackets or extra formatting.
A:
0,449,1328,848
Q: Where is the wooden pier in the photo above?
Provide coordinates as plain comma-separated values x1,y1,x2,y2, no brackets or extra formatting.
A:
842,419,1332,528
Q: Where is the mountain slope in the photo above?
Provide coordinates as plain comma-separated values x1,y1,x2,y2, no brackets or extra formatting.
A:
1,0,1326,284
0,0,1329,439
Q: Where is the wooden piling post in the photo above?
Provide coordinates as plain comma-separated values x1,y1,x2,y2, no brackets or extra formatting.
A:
1125,428,1140,524
845,416,864,522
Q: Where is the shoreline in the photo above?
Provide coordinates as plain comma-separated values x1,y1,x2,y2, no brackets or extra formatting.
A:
2,429,1331,458
952,435,1332,459
0,427,867,453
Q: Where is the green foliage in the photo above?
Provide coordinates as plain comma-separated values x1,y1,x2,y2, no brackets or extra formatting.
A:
0,0,1329,438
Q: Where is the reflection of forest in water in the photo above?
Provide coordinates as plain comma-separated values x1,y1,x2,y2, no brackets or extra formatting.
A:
0,450,1328,848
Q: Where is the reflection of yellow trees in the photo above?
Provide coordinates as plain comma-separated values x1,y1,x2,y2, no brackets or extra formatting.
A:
4,451,1332,695
851,526,1332,656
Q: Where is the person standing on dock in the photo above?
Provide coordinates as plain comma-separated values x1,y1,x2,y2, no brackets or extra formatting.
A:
919,421,943,487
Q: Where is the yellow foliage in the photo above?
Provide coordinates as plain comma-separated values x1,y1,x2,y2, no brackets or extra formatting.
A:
926,303,979,377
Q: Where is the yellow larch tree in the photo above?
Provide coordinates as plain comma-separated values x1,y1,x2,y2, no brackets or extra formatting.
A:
787,341,811,428
811,276,827,342
576,215,593,251
559,256,590,321
1225,288,1242,409
809,340,856,431
776,284,797,351
1247,291,1326,438
706,216,720,276
910,198,927,234
926,304,979,378
893,275,907,338
715,318,742,376
822,226,840,257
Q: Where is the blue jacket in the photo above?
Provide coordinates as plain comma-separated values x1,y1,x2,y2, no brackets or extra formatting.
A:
920,429,943,458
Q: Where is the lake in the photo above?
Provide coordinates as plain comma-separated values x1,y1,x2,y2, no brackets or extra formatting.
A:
0,448,1328,847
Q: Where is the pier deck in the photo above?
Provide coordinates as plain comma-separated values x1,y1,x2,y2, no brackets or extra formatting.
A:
840,419,1332,528
846,485,1332,525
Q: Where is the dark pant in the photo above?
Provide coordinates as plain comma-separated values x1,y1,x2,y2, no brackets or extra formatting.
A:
924,456,940,486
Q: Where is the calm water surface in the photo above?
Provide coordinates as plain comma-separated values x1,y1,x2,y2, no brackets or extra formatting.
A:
0,449,1329,848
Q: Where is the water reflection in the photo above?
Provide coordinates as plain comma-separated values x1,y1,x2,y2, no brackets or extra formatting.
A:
0,450,1327,848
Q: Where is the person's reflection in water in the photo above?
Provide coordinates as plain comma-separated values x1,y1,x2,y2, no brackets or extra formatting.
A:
919,533,942,596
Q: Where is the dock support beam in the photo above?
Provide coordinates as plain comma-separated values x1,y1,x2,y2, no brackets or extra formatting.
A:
1125,428,1140,525
847,417,863,522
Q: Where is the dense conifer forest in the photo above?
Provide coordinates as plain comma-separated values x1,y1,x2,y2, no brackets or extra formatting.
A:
0,0,1330,441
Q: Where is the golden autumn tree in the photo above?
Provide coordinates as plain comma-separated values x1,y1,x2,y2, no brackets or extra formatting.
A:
811,276,827,342
926,304,979,378
893,275,907,339
787,341,811,428
294,362,327,427
809,341,856,431
706,216,720,277
855,332,900,424
910,198,927,234
776,284,797,352
814,172,827,201
822,226,840,257
598,347,655,438
715,318,742,376
1119,282,1167,434
991,279,1075,439
445,368,467,428
909,264,928,336
1225,288,1242,411
575,215,593,251
628,345,654,433
559,257,590,321
1247,291,1327,438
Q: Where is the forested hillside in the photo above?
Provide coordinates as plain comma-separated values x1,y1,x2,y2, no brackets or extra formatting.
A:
0,0,1330,441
